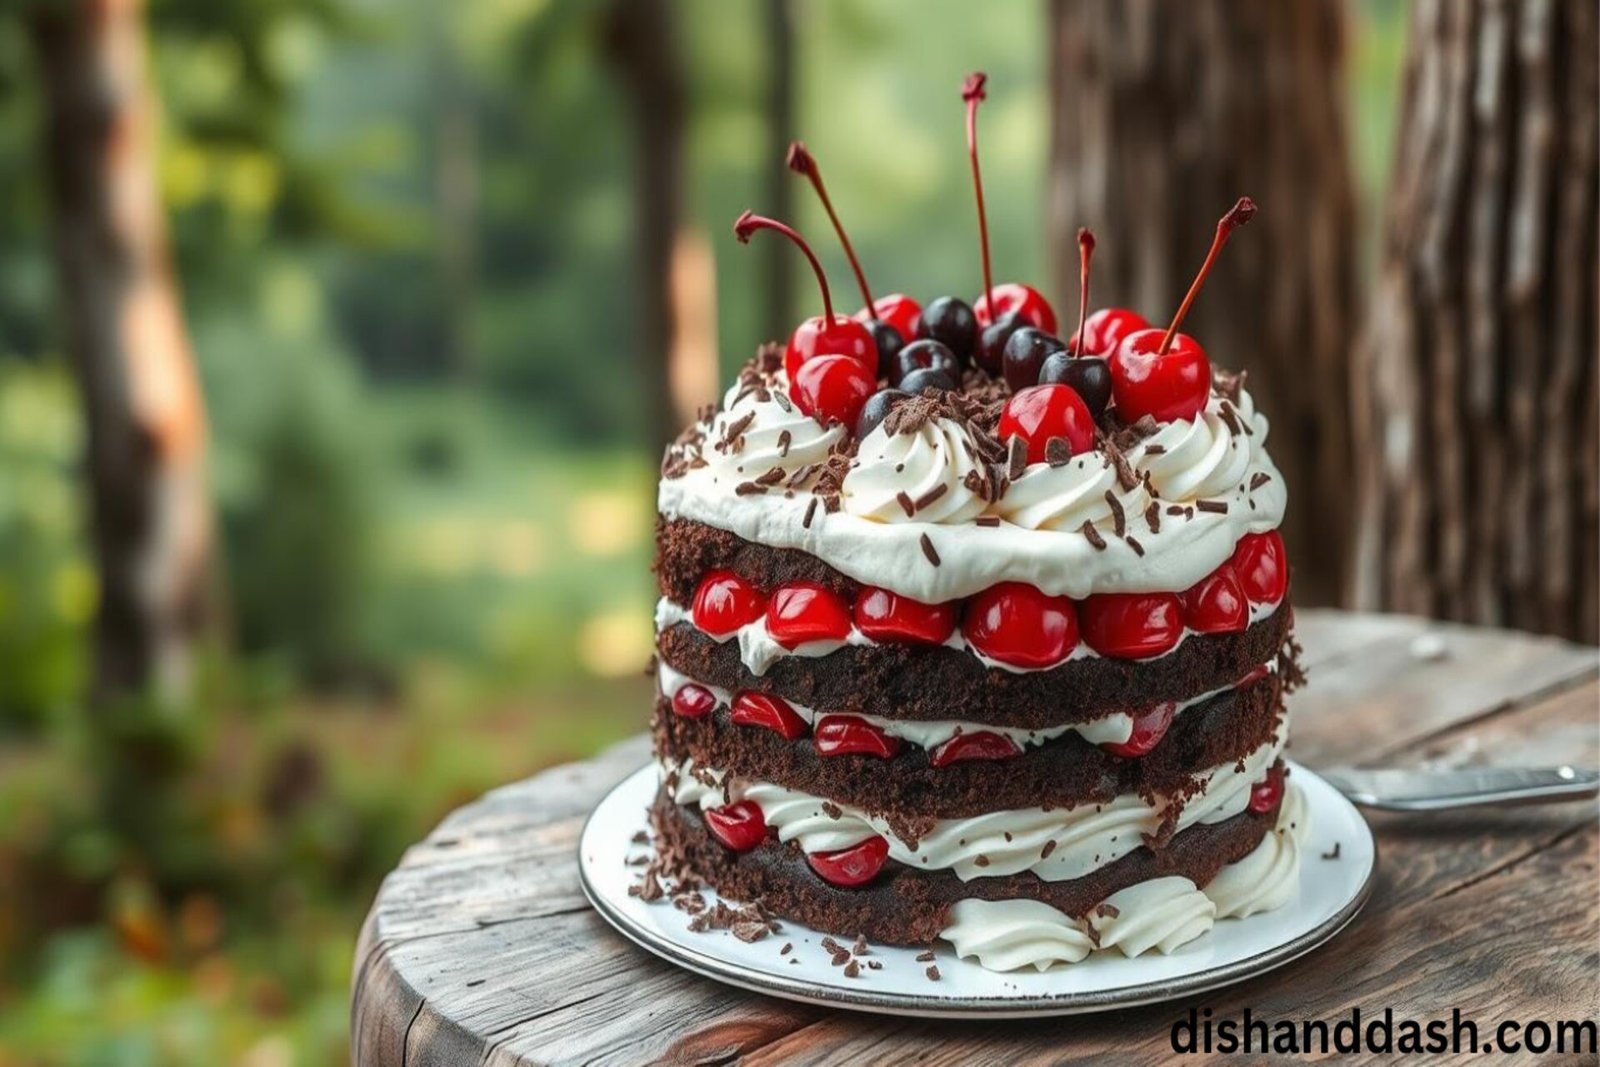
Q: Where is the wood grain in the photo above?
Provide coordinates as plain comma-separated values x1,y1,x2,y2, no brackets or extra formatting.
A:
352,612,1599,1065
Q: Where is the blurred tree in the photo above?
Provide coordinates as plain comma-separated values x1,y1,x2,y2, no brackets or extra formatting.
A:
30,0,215,707
1045,0,1360,606
760,0,795,342
1350,0,1597,641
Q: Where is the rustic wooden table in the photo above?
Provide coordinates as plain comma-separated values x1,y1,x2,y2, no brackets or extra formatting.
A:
351,611,1599,1065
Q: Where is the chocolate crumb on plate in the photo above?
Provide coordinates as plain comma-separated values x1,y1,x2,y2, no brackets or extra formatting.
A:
780,942,793,955
1321,842,1342,861
843,960,861,978
925,965,941,981
853,934,870,956
916,950,937,962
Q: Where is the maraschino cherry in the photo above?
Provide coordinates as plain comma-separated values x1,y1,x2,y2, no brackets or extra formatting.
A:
730,691,809,740
853,587,958,644
704,800,768,851
1101,701,1176,759
786,142,920,367
808,836,890,887
671,683,717,719
1112,197,1256,423
1039,228,1114,419
998,384,1096,463
963,582,1079,668
691,570,766,636
1248,764,1286,815
766,581,853,648
1079,592,1185,658
733,211,876,427
959,72,1057,349
1229,530,1288,605
929,730,1022,767
1075,307,1149,356
1181,564,1248,633
814,715,904,759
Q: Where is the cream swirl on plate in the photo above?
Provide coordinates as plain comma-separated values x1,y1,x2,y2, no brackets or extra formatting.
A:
841,417,988,524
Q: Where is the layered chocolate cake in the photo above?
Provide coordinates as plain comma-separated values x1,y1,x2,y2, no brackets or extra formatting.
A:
647,73,1307,972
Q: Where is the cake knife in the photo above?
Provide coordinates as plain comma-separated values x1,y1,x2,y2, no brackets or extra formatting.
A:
1320,765,1600,812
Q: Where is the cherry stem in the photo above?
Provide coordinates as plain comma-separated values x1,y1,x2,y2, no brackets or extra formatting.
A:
735,209,837,325
1158,196,1257,355
1074,227,1095,357
962,72,993,316
787,142,874,310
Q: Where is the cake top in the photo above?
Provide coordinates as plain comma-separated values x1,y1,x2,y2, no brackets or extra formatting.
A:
659,71,1285,603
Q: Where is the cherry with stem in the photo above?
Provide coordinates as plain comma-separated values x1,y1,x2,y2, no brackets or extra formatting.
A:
1073,227,1095,357
962,72,994,317
735,209,841,327
1157,196,1257,355
786,142,873,311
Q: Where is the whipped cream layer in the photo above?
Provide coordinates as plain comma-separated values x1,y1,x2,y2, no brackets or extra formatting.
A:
655,596,1281,677
660,384,1286,603
662,719,1286,882
941,781,1309,971
657,659,1274,752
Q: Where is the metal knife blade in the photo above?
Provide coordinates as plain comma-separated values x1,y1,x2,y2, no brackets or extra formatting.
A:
1320,765,1600,812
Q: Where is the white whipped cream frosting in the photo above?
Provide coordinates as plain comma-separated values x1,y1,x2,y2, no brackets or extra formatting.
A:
662,718,1286,882
841,418,988,524
660,385,1286,602
941,781,1308,972
692,376,841,487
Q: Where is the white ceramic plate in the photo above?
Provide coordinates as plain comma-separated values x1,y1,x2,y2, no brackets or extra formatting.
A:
578,760,1375,1018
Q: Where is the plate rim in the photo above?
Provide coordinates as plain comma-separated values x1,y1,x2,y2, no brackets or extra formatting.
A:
578,759,1376,1019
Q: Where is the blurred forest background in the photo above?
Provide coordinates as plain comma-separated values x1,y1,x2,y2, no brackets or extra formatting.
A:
0,0,1593,1063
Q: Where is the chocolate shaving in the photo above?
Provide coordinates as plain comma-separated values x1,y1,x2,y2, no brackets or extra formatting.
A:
733,481,767,496
755,466,786,486
1124,534,1145,556
1216,401,1241,436
1095,902,1121,920
976,515,1000,527
1045,436,1072,467
786,463,819,488
1105,490,1126,537
1195,499,1229,514
919,533,941,567
895,491,916,518
974,854,990,868
1143,443,1166,456
772,390,793,412
631,831,648,844
821,801,843,820
914,482,949,512
1080,520,1107,550
1041,840,1057,860
1321,842,1342,861
802,497,819,528
1250,471,1272,490
1144,502,1161,534
1103,440,1139,491
777,429,792,457
1213,366,1246,404
1006,436,1028,481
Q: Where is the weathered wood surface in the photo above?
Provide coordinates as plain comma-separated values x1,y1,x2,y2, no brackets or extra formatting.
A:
352,611,1599,1065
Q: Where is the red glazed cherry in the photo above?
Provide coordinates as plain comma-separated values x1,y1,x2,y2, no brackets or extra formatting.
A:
814,715,904,759
865,293,922,341
767,582,853,649
963,582,1079,669
1112,197,1255,423
1080,592,1185,659
691,570,767,637
998,385,1096,463
1181,566,1248,633
1248,765,1286,815
929,730,1022,767
1074,307,1150,356
733,210,875,382
1111,329,1213,424
730,691,809,740
807,835,890,887
1101,701,1177,759
705,800,768,852
974,282,1058,335
791,353,876,429
1230,531,1288,605
853,587,958,645
671,684,717,719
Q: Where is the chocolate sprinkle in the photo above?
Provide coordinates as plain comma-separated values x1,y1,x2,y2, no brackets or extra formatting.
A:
1041,840,1057,860
734,481,767,496
802,497,819,528
1080,520,1107,550
896,491,916,518
1143,443,1166,456
920,533,941,567
1145,502,1161,534
1095,902,1121,920
976,515,1000,527
1195,499,1229,514
914,482,949,512
1105,490,1127,537
1321,842,1342,860
777,429,792,458
1125,534,1145,556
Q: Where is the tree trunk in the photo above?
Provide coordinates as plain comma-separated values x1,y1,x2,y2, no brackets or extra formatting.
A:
761,0,796,343
31,0,215,707
603,0,685,454
1046,0,1360,607
1350,0,1598,642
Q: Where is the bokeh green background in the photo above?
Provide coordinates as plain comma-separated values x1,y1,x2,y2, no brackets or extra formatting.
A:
0,1,1406,1062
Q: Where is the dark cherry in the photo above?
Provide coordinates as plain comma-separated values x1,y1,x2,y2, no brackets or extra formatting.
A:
899,367,957,394
1038,353,1113,420
1075,307,1150,356
766,581,853,648
1229,531,1288,605
1101,701,1177,759
920,296,977,364
730,691,809,740
1248,765,1286,815
975,310,1025,375
868,320,905,381
962,582,1079,669
813,714,904,759
791,353,876,430
866,293,922,341
997,384,1096,463
671,683,717,719
691,570,766,637
1182,564,1248,633
704,800,768,852
893,339,960,386
1079,592,1185,659
807,835,890,887
855,388,909,440
853,587,958,645
1002,327,1066,392
929,730,1022,767
973,282,1058,335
